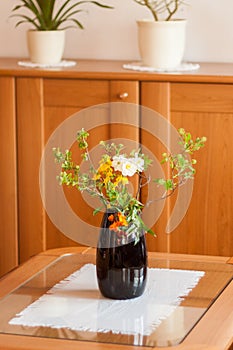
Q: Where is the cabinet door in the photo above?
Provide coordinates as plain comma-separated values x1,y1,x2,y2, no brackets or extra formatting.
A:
44,80,139,251
16,78,45,263
141,81,233,256
0,77,18,276
170,83,233,256
17,78,139,263
16,78,111,262
43,79,111,252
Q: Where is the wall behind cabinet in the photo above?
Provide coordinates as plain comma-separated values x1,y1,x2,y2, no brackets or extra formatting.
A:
1,1,233,63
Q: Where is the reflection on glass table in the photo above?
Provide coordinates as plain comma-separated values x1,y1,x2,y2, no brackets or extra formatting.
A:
0,251,232,348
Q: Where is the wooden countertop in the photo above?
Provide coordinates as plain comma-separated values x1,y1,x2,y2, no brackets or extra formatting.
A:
1,58,233,83
0,247,232,350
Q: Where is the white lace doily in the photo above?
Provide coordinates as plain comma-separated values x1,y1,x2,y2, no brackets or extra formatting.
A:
9,263,204,336
123,62,200,73
18,60,77,68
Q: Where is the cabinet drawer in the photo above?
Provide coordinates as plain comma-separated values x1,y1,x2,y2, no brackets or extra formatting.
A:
171,83,233,113
44,79,109,107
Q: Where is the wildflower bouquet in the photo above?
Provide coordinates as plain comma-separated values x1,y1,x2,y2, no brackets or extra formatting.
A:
53,128,206,243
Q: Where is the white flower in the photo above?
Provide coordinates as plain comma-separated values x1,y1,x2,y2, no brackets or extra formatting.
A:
112,155,125,172
129,153,144,172
122,160,138,177
112,154,144,177
112,155,137,176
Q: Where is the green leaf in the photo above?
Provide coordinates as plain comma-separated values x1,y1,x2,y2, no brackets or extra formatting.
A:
11,0,113,30
93,207,102,215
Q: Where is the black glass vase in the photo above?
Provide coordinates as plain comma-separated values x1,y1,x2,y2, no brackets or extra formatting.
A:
96,211,148,300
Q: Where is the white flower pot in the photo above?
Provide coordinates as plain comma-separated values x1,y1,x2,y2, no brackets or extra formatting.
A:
27,30,65,64
137,20,187,70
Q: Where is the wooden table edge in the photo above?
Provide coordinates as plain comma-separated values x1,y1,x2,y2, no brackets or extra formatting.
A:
0,331,224,350
0,248,232,350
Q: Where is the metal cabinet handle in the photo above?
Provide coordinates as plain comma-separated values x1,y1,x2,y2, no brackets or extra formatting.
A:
118,92,129,99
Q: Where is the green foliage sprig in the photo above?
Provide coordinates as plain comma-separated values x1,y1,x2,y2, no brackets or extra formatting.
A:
155,128,207,197
11,0,113,30
53,127,206,241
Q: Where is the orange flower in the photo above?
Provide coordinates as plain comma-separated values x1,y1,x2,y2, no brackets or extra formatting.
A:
109,221,121,231
108,214,114,222
109,212,128,231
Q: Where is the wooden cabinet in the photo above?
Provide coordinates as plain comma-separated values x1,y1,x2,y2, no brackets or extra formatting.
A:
0,59,232,275
0,77,18,276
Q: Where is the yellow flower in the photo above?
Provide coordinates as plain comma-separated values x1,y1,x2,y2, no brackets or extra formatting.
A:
93,173,101,180
100,163,110,172
104,175,111,185
114,174,128,186
118,212,128,227
93,158,113,182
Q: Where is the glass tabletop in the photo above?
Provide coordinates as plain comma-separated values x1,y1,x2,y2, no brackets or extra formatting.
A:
0,253,232,347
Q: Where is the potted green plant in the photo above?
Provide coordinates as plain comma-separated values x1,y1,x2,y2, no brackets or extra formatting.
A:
11,0,113,64
133,0,188,70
